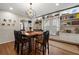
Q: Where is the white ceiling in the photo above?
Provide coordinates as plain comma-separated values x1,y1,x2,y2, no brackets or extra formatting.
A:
0,3,79,17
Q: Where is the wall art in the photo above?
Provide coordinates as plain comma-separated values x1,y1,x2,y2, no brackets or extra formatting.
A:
2,23,5,26
7,24,10,26
9,19,11,22
14,20,16,22
3,19,6,22
12,24,15,26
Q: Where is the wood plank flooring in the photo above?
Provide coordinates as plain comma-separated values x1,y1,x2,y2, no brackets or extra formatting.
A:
0,40,79,55
0,42,16,55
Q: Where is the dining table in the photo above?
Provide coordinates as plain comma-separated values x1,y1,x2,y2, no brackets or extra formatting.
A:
22,31,43,54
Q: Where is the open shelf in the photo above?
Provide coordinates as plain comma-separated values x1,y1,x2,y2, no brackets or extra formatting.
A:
60,12,79,34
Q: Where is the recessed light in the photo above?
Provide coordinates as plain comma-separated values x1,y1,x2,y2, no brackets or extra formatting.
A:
9,7,13,10
56,3,59,6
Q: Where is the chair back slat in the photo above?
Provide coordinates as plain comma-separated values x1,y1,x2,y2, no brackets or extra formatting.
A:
43,31,49,44
14,30,22,41
14,30,18,40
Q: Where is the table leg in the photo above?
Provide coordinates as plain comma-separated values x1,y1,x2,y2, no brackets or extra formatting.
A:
28,38,32,54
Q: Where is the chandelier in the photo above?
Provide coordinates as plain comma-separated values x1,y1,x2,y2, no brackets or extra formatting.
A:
27,3,36,19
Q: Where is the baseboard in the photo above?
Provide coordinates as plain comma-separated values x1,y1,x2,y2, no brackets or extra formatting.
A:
50,38,79,45
0,40,14,44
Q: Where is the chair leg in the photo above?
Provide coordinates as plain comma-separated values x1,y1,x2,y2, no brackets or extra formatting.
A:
48,43,49,55
43,45,45,55
21,43,24,55
16,43,19,54
14,41,17,49
44,45,47,55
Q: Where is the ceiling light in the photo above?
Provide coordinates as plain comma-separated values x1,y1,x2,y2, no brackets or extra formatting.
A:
56,3,59,6
9,7,13,10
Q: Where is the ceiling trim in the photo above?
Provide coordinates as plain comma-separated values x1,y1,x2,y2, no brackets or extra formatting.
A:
36,5,79,18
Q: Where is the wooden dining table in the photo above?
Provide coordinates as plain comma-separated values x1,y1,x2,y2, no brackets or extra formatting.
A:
22,31,43,54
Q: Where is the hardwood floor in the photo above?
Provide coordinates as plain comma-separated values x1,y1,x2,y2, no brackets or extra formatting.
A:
0,40,79,55
0,42,16,55
49,40,79,54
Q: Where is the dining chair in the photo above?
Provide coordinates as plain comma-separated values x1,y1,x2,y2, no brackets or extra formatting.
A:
18,31,30,55
35,31,49,55
14,30,29,55
14,30,20,54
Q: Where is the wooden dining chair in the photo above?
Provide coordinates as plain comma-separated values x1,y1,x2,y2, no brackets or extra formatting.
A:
18,31,30,55
35,31,49,55
14,30,29,55
14,30,21,54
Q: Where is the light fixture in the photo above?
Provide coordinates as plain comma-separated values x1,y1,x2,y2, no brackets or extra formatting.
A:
27,3,36,19
9,7,13,10
56,3,59,6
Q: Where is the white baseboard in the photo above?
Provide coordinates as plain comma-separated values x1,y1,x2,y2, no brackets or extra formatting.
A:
0,40,14,44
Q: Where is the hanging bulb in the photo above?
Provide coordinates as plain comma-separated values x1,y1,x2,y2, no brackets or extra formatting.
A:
30,3,32,10
30,3,32,5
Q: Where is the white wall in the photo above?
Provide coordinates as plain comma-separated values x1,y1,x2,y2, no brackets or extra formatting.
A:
0,11,26,44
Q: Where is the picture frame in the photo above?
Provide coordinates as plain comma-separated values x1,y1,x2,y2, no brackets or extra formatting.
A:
7,24,10,26
3,19,6,22
12,24,15,26
14,20,16,22
2,23,5,26
9,19,11,22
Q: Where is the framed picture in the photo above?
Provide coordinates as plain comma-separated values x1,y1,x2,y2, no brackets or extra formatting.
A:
7,24,10,26
9,19,11,22
2,23,5,26
3,19,6,22
12,24,15,26
14,20,16,22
